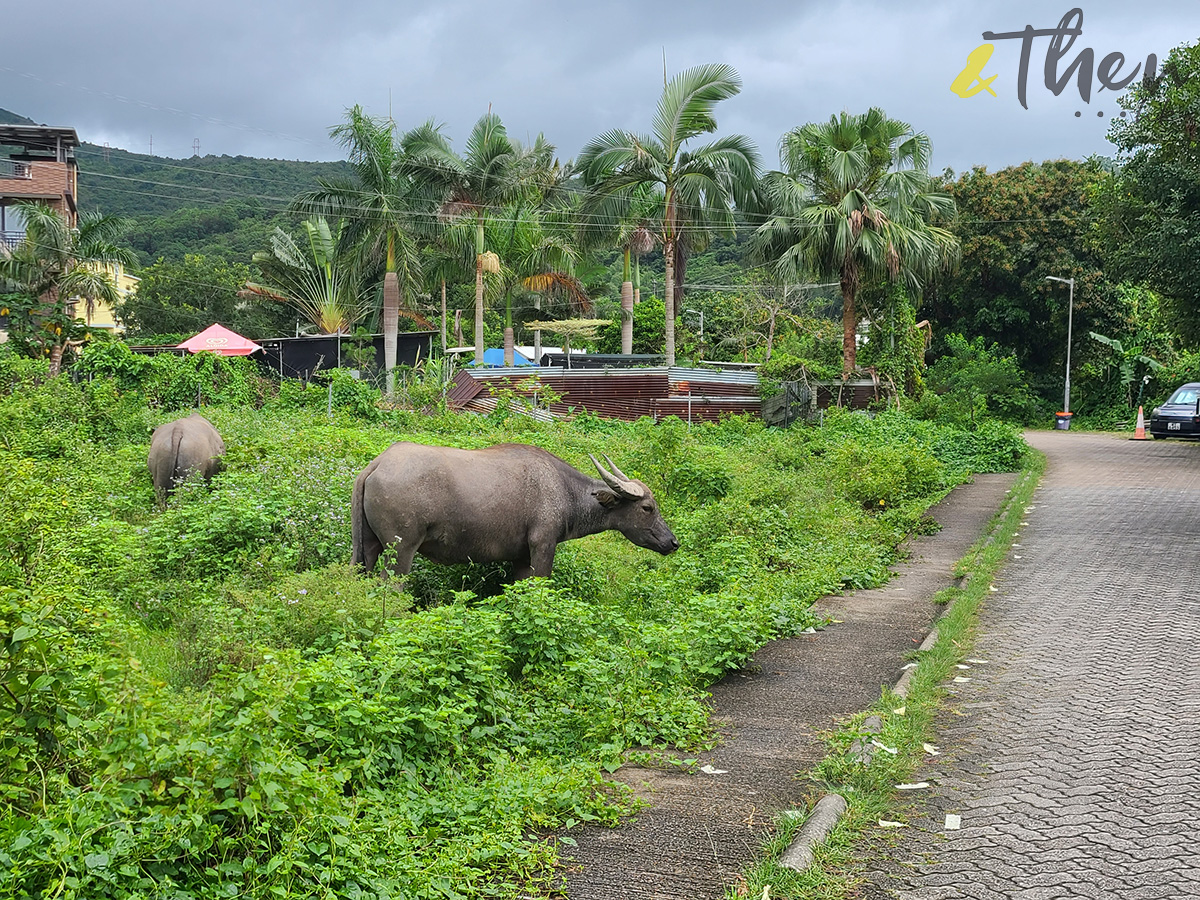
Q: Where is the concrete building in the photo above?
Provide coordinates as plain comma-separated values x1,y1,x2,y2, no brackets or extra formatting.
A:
0,124,80,246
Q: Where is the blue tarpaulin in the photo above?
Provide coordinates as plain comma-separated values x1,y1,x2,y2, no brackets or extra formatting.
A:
481,348,536,367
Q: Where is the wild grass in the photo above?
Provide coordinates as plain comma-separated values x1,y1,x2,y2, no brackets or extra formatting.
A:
0,357,1031,899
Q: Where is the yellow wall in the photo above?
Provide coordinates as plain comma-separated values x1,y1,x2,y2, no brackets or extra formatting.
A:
76,262,139,332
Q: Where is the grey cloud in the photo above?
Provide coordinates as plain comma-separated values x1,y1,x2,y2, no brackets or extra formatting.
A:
3,1,1197,174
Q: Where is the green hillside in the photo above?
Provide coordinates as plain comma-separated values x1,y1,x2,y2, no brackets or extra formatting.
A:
0,107,37,125
1,107,352,265
75,143,351,219
76,145,353,266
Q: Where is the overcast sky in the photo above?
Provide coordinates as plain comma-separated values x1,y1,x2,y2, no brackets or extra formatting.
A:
3,1,1197,175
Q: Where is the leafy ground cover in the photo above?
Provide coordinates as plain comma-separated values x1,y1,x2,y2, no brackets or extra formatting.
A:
0,354,1027,899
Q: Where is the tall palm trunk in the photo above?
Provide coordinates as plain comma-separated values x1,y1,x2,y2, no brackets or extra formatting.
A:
621,248,633,354
664,236,676,367
503,287,515,367
440,279,447,353
383,233,399,395
664,192,677,367
474,216,485,367
841,268,858,378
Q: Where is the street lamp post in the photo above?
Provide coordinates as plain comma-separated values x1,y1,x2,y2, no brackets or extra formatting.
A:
684,308,704,358
1046,276,1075,414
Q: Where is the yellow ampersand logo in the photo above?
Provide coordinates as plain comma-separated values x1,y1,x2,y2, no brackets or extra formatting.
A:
951,43,999,97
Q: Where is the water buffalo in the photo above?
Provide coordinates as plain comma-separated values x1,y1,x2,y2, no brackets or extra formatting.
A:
148,413,226,505
352,442,679,579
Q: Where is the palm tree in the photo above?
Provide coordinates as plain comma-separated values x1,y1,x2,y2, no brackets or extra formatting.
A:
578,183,658,354
291,105,424,393
577,63,760,366
403,113,553,366
486,202,584,365
241,216,378,335
0,202,135,376
753,108,959,376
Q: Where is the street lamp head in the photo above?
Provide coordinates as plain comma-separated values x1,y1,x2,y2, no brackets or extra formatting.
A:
1045,275,1075,286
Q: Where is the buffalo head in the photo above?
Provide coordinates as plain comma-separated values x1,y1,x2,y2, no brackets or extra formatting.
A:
589,453,680,555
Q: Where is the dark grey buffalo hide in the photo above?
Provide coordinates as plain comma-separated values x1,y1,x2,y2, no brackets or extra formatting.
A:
148,413,226,505
352,442,679,579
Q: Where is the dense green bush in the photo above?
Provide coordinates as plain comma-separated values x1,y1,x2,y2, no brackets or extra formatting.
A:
0,367,1027,899
924,333,1043,425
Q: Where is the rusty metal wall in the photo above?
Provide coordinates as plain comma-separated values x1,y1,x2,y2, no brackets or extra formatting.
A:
447,366,761,423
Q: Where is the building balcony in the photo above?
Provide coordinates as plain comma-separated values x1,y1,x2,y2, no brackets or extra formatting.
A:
0,160,33,180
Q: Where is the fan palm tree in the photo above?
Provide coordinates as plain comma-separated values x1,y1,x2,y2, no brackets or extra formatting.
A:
577,63,760,366
403,113,554,366
241,216,376,335
0,202,135,376
291,105,424,393
753,108,959,376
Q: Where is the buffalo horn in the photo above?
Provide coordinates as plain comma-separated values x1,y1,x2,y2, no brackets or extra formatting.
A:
589,453,646,500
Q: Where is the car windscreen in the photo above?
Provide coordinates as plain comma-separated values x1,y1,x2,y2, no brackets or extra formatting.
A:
1167,388,1200,405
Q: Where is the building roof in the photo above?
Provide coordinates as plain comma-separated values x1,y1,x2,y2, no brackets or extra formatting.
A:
0,125,81,155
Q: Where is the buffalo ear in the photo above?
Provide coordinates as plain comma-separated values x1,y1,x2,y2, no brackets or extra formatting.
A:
593,489,621,509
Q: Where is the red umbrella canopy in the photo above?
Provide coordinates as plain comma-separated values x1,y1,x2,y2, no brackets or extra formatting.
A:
177,323,262,356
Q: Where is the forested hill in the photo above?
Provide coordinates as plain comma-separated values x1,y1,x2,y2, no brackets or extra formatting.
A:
0,107,37,125
1,106,356,264
75,144,351,219
4,107,350,219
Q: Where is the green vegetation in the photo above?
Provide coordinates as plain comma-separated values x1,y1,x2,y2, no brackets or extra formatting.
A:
0,203,136,375
0,344,1026,899
735,450,1044,899
753,108,957,376
9,31,1200,427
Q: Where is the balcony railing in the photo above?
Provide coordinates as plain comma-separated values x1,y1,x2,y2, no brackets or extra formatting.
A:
0,160,32,179
1,231,24,249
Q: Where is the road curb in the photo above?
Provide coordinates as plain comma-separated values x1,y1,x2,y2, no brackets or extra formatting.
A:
779,793,848,871
777,507,1009,873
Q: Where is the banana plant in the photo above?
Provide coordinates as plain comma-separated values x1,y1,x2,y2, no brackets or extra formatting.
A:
1089,331,1164,406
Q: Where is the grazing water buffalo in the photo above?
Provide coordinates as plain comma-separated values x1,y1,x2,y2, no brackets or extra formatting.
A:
352,442,679,579
148,414,226,505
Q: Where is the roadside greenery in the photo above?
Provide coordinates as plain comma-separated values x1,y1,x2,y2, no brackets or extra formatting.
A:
735,450,1044,899
0,346,1025,899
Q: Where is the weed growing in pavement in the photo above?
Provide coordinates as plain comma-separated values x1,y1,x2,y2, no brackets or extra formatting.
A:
733,451,1045,899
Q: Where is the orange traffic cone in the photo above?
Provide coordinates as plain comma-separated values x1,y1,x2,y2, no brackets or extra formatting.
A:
1131,406,1149,440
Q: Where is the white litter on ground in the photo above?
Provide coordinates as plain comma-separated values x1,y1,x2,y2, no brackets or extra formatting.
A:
945,814,962,830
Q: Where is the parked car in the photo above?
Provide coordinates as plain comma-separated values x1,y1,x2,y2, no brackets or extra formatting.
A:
1149,382,1200,438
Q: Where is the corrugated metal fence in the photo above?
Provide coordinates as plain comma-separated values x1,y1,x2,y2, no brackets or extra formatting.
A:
448,366,761,423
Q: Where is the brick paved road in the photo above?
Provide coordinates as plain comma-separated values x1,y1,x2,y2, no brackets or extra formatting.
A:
860,431,1200,899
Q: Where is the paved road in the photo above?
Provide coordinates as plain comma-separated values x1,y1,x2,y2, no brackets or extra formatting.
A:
860,431,1200,899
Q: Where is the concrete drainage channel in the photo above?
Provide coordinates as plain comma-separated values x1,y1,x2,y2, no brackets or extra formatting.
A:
778,619,944,872
772,458,1033,879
